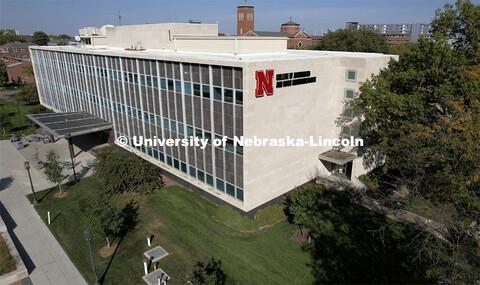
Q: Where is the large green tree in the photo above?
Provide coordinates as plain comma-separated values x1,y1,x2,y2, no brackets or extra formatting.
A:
353,0,480,282
93,146,164,195
32,31,49,46
311,28,391,54
86,192,123,248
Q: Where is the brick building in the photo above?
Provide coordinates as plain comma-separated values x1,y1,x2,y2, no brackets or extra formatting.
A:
4,59,34,83
0,42,36,60
237,6,312,49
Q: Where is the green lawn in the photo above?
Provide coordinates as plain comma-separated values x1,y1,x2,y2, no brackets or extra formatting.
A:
0,99,51,140
0,234,17,275
28,178,313,284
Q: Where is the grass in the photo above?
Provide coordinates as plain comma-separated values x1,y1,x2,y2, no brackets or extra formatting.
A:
215,204,285,231
27,177,313,284
0,99,52,140
0,234,17,275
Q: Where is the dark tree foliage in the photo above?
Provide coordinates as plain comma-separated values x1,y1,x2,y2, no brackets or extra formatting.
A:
17,84,39,104
311,28,391,54
192,257,227,285
0,61,7,87
0,29,26,45
283,185,431,283
32,31,49,46
93,146,164,195
353,0,480,282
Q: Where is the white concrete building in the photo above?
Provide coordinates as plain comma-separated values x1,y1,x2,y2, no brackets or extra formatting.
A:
30,22,395,216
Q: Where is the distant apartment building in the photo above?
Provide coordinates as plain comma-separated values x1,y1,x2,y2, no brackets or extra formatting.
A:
346,22,432,45
30,22,394,216
237,5,313,49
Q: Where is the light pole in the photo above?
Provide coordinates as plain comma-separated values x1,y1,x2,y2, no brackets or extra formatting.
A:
84,229,100,285
24,161,38,206
64,133,77,181
14,100,23,131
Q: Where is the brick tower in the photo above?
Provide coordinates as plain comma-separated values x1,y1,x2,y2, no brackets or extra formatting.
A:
237,4,254,36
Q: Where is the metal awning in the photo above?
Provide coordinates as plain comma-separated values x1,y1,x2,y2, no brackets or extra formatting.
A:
318,149,356,165
26,111,112,138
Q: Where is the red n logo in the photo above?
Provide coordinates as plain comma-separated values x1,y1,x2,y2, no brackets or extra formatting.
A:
255,70,274,97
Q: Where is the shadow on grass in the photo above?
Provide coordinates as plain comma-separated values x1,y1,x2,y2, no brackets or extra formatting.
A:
99,236,124,284
303,189,432,284
99,200,139,283
51,211,61,223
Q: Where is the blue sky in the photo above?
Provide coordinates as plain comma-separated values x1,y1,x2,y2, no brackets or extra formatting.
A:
1,0,477,36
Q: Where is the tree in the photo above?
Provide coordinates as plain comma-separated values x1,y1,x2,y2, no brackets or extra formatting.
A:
0,107,11,136
283,184,326,237
192,257,227,285
17,84,38,104
0,29,26,45
93,146,164,195
86,192,123,248
44,150,64,194
353,0,480,282
0,61,7,87
23,65,34,77
311,28,391,54
32,31,49,46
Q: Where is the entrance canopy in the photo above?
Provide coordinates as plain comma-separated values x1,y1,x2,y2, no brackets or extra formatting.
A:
26,111,112,138
318,149,355,165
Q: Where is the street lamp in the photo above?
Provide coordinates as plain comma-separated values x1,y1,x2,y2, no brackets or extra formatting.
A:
24,161,38,206
64,133,77,181
84,229,100,285
14,101,23,131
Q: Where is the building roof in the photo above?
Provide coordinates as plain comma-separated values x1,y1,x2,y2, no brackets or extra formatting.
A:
318,150,356,165
0,42,36,48
26,111,112,138
253,31,290,37
31,45,395,66
282,20,300,26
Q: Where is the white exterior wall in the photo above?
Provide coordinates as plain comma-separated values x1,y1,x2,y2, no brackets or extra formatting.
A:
242,54,394,212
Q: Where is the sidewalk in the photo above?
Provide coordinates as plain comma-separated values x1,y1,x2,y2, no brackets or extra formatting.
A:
0,140,86,285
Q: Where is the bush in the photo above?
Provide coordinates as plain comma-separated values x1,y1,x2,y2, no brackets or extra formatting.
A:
192,257,227,285
94,146,163,194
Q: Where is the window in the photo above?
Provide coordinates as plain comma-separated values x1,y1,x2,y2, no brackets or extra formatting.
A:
235,90,243,105
184,82,192,95
167,156,173,166
236,188,244,201
178,123,184,135
187,126,194,137
236,145,243,156
181,162,187,173
173,159,180,170
224,88,233,103
216,179,225,192
170,121,177,133
202,85,210,98
342,126,351,135
193,83,201,96
164,118,169,130
213,87,222,101
345,89,355,99
197,170,205,182
159,152,165,162
346,69,357,81
226,183,235,197
195,128,203,139
175,80,182,93
167,80,174,91
146,76,152,87
226,139,234,153
189,166,196,178
206,174,213,186
343,108,353,117
160,78,166,89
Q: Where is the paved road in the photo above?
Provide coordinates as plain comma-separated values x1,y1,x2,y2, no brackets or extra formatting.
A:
0,140,87,285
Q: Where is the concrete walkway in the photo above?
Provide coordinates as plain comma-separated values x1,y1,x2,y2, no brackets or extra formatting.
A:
0,140,86,285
